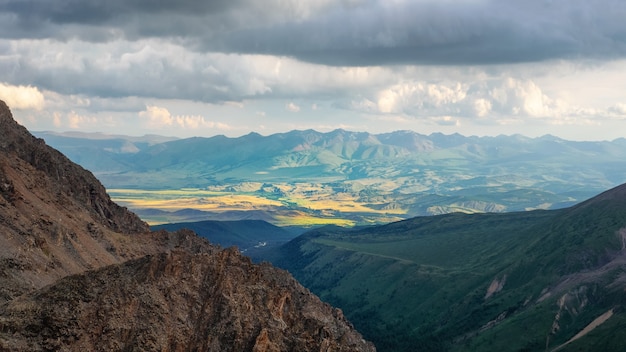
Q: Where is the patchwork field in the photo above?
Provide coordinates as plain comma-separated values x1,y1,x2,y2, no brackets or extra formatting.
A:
108,184,405,226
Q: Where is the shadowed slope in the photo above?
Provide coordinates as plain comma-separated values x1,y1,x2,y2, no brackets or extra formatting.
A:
269,183,626,351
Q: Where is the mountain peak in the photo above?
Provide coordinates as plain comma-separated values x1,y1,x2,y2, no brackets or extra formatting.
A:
0,100,148,234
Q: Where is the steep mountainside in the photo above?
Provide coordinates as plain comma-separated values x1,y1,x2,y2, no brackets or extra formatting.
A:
0,101,374,351
267,184,626,351
1,99,156,301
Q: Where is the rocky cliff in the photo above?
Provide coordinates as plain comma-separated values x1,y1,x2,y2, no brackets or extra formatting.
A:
0,249,372,351
1,99,207,301
0,101,374,351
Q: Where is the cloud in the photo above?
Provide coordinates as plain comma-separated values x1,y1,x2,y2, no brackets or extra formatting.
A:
139,105,172,128
473,99,492,117
366,76,600,127
376,82,468,114
197,0,626,66
67,110,98,129
0,82,45,110
608,103,626,117
138,105,230,130
286,102,300,112
2,0,625,66
0,39,394,104
1,0,626,141
430,116,460,127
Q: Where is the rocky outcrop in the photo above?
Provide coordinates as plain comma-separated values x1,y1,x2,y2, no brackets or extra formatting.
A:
0,101,375,351
0,100,147,235
0,249,373,351
1,101,209,301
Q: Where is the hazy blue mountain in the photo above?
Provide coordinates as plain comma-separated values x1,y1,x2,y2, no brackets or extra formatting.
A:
33,131,178,173
36,129,626,224
263,183,626,352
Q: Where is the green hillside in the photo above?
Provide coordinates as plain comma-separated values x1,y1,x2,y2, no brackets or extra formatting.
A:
267,184,626,351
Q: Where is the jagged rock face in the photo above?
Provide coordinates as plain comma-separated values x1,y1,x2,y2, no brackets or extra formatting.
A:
0,100,375,351
0,100,148,235
1,100,184,300
0,249,374,352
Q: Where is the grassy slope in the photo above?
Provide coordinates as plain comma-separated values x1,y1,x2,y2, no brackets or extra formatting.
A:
268,185,626,352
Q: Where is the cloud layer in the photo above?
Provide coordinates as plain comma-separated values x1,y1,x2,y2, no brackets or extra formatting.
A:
2,0,626,65
1,0,626,140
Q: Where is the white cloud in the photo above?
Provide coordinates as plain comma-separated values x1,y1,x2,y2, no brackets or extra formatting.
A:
0,82,45,110
286,102,301,112
67,111,98,129
376,82,468,114
347,98,377,113
138,105,231,130
492,78,559,117
52,112,62,127
473,98,492,117
427,83,467,107
608,103,626,117
430,116,460,126
139,105,174,128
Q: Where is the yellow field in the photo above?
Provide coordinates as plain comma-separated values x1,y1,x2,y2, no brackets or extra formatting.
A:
108,186,407,227
113,193,282,211
273,214,355,227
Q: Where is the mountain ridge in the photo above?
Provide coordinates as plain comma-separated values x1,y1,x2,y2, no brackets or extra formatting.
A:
264,183,626,351
0,249,372,351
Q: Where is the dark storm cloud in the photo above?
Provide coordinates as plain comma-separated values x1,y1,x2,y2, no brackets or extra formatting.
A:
1,0,626,65
211,0,626,65
0,0,238,24
0,0,244,42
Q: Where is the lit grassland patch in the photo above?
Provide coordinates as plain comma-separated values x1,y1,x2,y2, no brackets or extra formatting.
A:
273,214,355,227
285,193,407,214
108,187,406,226
111,192,283,210
107,188,225,199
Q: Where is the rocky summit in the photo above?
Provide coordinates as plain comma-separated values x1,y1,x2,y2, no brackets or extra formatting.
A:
0,100,375,351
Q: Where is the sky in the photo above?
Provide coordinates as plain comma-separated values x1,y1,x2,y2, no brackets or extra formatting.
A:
1,0,626,141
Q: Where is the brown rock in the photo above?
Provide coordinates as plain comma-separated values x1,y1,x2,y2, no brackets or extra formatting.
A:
0,250,374,351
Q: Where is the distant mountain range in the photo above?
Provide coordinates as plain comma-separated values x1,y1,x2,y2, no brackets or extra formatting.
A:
35,129,626,225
